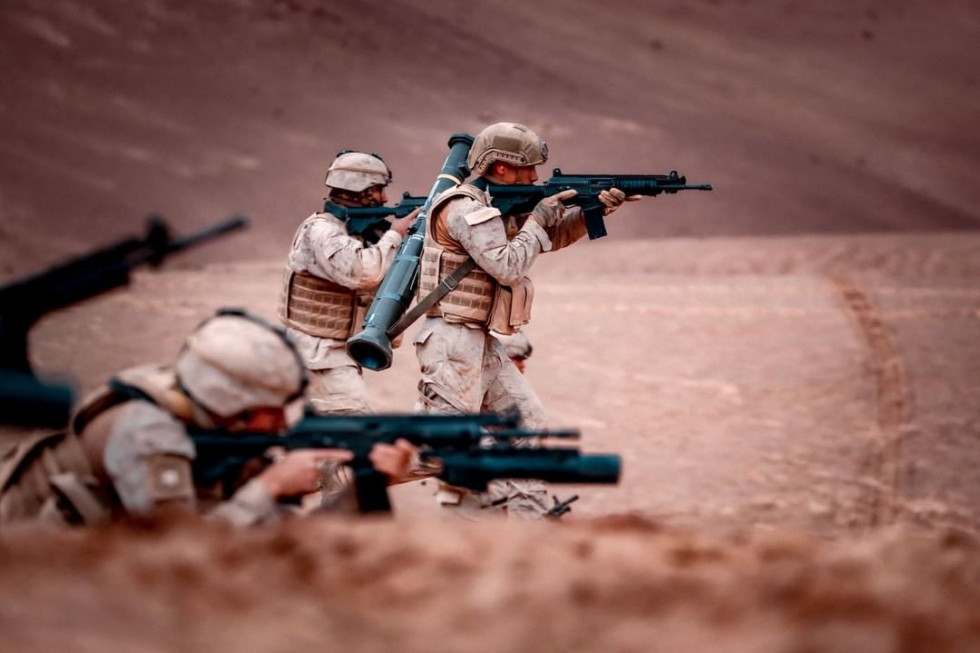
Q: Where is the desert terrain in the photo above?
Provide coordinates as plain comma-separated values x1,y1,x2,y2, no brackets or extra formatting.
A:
2,1,980,651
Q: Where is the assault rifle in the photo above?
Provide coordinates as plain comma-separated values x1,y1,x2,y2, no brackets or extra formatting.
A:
0,214,248,427
189,410,621,514
324,193,426,244
485,168,712,239
333,169,712,243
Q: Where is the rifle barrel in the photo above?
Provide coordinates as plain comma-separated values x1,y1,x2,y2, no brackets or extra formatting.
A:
160,214,249,256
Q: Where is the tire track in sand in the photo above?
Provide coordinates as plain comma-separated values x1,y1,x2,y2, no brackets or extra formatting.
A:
833,277,911,526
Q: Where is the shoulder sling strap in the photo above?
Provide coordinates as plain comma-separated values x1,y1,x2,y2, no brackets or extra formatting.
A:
387,258,477,338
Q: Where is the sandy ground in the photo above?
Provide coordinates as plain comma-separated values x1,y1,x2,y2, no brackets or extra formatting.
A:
2,1,980,651
4,231,978,651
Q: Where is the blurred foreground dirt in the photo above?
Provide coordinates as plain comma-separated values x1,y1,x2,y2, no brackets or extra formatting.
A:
2,516,979,653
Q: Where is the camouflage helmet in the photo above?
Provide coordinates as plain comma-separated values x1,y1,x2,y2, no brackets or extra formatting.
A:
468,122,548,176
324,150,392,193
176,309,307,418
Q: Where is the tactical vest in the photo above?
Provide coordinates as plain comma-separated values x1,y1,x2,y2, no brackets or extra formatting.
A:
71,365,195,437
419,185,533,334
0,431,111,527
278,215,370,340
0,366,192,528
74,367,248,511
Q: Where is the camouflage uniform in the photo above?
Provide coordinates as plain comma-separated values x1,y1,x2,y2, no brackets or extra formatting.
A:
280,211,402,414
492,330,533,362
413,198,586,422
0,311,307,528
279,151,402,415
413,123,590,519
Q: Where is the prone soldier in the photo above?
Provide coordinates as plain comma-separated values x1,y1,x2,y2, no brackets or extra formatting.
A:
413,122,639,518
278,151,418,415
0,309,413,528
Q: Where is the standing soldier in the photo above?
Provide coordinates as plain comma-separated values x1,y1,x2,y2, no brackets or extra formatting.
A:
278,151,417,415
0,309,413,528
413,122,638,518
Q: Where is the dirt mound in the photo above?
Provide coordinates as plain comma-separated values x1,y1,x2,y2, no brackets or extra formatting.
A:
1,516,979,652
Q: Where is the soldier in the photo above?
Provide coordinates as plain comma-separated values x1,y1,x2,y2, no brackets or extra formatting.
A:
278,151,418,415
0,309,413,528
414,122,638,518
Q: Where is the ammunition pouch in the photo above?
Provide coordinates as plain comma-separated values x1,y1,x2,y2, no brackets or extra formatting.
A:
487,276,534,335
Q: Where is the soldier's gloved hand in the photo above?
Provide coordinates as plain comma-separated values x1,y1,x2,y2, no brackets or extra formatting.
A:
389,207,421,237
258,449,353,499
599,187,642,216
530,189,578,228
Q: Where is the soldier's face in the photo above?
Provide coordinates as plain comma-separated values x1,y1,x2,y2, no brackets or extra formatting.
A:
492,163,539,185
362,184,388,207
514,165,539,184
226,407,289,434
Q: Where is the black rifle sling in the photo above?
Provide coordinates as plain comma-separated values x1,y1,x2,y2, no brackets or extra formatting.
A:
387,258,477,338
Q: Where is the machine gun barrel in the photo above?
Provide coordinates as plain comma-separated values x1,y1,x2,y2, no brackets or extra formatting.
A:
0,214,247,371
143,213,248,263
0,213,247,427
